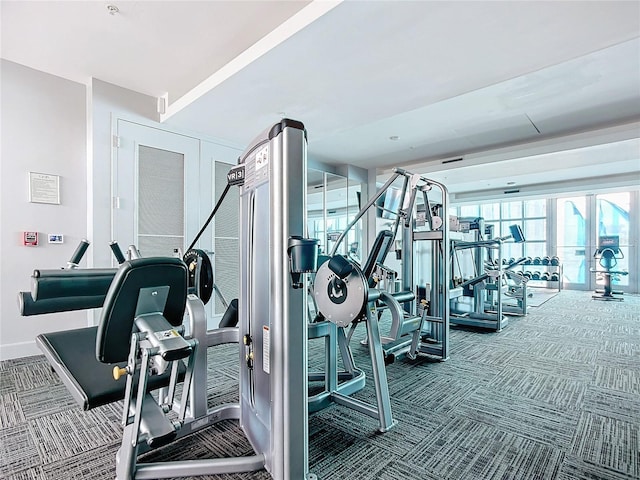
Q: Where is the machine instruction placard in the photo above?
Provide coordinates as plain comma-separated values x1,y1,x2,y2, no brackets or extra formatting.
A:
255,145,269,170
241,144,270,192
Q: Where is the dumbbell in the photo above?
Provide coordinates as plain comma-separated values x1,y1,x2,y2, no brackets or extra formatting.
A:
550,272,560,282
509,257,516,265
502,258,508,265
542,256,551,265
525,256,533,265
541,272,550,281
523,271,532,280
550,256,560,266
533,257,542,265
532,271,541,280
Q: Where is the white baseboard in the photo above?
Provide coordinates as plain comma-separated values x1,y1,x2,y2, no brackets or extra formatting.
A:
0,340,40,361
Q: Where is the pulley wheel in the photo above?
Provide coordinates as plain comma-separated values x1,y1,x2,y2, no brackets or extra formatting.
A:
313,258,367,328
183,249,214,305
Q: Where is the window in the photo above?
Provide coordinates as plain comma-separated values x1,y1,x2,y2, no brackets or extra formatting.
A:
525,199,546,217
456,191,637,292
458,199,548,263
481,203,500,220
524,219,546,241
460,205,480,217
501,201,522,219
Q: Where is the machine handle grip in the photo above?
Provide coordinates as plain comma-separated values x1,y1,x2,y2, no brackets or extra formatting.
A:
68,239,90,266
328,255,354,279
109,241,126,264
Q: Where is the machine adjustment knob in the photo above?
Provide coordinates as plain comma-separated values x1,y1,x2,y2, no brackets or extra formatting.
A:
246,351,254,369
113,366,129,381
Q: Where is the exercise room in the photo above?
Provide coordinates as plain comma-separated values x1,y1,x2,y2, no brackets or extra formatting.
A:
1,2,638,479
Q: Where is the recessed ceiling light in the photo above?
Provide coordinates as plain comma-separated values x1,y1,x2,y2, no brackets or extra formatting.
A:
106,4,119,15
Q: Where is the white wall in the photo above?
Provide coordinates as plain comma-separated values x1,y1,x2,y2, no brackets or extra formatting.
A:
0,60,87,359
0,68,161,359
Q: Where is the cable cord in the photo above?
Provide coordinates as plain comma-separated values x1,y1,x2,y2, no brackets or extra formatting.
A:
187,183,231,252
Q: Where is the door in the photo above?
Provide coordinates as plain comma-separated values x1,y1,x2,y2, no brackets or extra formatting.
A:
113,120,201,259
557,193,634,293
556,196,590,290
595,192,632,294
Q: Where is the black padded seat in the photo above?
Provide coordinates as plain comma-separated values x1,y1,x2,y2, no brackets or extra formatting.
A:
36,257,189,411
37,327,186,411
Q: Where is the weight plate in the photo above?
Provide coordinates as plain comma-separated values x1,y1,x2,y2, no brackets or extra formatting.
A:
183,249,214,305
313,259,367,328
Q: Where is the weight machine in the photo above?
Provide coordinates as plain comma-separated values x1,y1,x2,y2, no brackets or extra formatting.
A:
450,219,526,331
591,235,628,301
20,119,317,480
314,168,451,366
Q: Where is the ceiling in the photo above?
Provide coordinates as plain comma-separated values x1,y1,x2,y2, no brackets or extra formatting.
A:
2,1,639,197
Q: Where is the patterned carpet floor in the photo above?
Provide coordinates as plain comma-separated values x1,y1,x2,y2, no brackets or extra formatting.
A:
1,290,638,479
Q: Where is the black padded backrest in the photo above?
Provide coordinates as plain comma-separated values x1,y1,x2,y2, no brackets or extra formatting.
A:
96,257,187,364
219,298,238,328
362,230,394,280
509,224,525,243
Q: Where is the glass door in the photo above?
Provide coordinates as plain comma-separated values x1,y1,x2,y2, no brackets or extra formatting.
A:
557,192,634,293
595,192,631,293
556,196,589,290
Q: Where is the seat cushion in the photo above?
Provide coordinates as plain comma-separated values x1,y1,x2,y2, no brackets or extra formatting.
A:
37,326,185,411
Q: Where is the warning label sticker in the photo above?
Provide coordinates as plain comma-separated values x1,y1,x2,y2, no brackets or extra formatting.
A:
263,325,270,374
256,145,269,171
154,329,179,341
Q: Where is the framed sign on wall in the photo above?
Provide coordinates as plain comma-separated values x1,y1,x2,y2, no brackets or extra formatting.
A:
28,172,60,205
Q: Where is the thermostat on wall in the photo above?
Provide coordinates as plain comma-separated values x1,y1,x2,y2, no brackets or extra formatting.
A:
48,234,64,244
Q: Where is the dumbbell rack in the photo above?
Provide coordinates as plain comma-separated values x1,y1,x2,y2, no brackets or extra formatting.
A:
518,258,563,292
